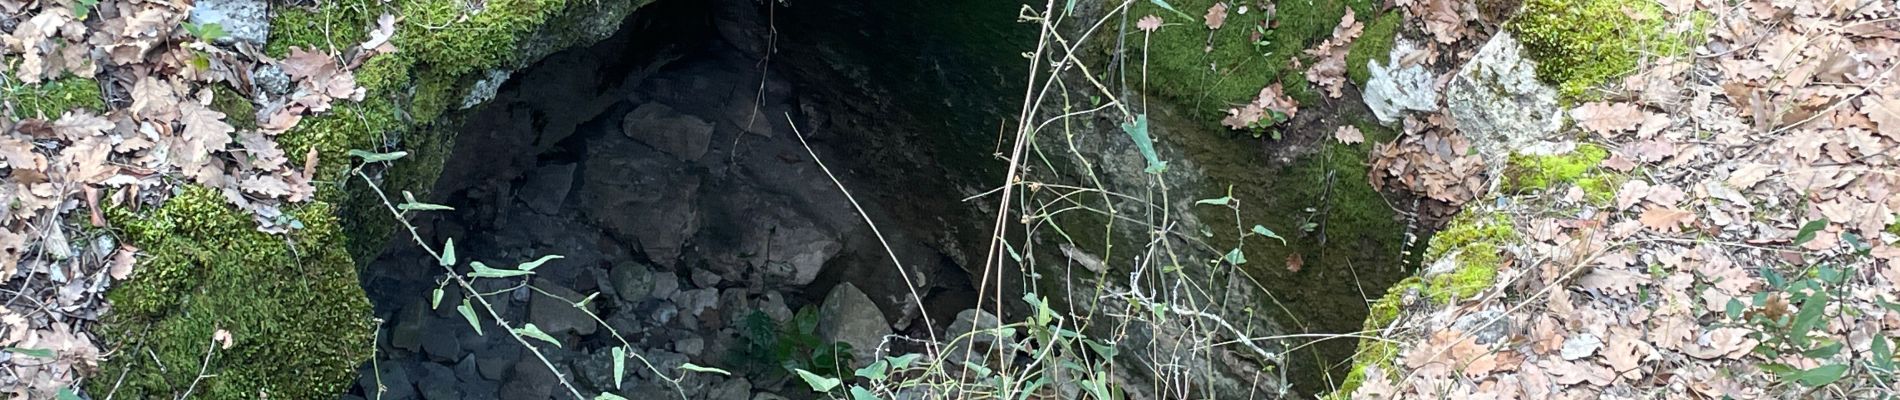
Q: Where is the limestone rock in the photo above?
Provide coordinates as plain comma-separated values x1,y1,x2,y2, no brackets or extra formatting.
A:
623,102,715,162
1446,31,1566,162
414,362,461,400
189,0,269,46
529,281,598,337
1450,309,1509,345
1363,38,1440,124
816,282,889,366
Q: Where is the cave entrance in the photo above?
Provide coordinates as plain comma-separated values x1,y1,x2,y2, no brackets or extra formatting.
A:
349,0,1013,398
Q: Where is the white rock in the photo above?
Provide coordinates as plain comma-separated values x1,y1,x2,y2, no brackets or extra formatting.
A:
1446,32,1567,163
1363,38,1440,124
188,0,270,46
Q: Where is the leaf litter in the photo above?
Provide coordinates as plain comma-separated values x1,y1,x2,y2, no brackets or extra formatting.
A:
0,0,399,395
1349,0,1900,398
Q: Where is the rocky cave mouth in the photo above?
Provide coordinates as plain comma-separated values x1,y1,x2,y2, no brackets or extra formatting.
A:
350,1,1001,398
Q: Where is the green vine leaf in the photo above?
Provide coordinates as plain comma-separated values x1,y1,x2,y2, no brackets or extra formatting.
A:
517,255,564,271
513,324,561,348
1120,114,1167,174
347,149,408,163
456,300,483,336
612,346,627,389
469,261,533,278
795,368,842,392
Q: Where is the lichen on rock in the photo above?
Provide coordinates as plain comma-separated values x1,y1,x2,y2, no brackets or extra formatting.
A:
1445,31,1566,164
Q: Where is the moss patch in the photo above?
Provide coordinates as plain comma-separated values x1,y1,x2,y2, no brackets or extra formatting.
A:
208,84,258,131
2,76,105,119
1345,11,1400,87
1131,0,1377,118
93,186,372,399
1503,144,1620,205
399,0,568,76
266,0,384,58
1509,0,1704,99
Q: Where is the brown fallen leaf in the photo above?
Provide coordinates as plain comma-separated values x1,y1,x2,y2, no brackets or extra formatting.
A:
1205,2,1228,30
1286,253,1304,273
108,244,138,280
1334,125,1365,144
1136,15,1162,33
1638,206,1695,233
1571,102,1647,134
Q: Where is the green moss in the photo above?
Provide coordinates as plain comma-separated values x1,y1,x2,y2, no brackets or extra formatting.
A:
1426,242,1501,303
409,67,463,123
399,0,568,76
93,186,372,399
355,53,418,96
1504,144,1620,205
266,0,384,58
1509,0,1704,98
1346,12,1400,87
208,84,258,131
2,76,105,119
1132,0,1375,119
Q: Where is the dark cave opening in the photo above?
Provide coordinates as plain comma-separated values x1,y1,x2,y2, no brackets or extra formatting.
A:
348,0,1011,398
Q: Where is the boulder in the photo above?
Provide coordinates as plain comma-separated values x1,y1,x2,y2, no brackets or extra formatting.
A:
1446,31,1567,162
529,281,598,337
623,102,715,162
701,377,753,400
1363,38,1440,124
815,283,889,367
187,0,269,47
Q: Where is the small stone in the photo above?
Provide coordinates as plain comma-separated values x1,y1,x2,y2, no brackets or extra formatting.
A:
390,300,429,353
816,282,890,367
652,274,680,299
253,64,291,96
675,337,705,357
702,377,752,400
753,393,791,400
518,163,576,215
499,356,561,400
610,262,657,302
947,309,1004,345
474,345,519,380
1450,310,1510,345
419,318,466,362
757,291,792,322
676,288,719,317
415,362,461,400
691,268,723,288
187,0,269,47
529,281,598,337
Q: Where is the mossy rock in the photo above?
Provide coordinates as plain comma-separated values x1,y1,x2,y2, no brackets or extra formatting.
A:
1326,209,1519,397
92,186,372,399
1508,0,1706,99
1345,11,1400,87
1131,0,1378,115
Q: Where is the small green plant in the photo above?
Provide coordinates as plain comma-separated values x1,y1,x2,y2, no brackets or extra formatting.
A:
732,308,855,386
182,23,227,42
1725,219,1896,390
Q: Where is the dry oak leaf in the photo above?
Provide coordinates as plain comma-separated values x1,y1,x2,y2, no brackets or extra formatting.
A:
1682,327,1757,360
108,244,138,280
1285,253,1304,273
1639,206,1695,232
1571,102,1647,134
1865,93,1900,139
1334,125,1365,144
52,111,114,141
1205,2,1228,30
1136,15,1162,33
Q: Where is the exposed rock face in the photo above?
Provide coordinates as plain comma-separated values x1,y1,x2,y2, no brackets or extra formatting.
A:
816,282,890,367
623,102,715,162
1446,31,1567,162
188,0,268,46
609,262,656,302
1363,38,1441,124
581,134,700,268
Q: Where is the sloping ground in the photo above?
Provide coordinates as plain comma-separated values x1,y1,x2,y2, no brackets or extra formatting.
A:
0,0,647,396
1340,0,1900,398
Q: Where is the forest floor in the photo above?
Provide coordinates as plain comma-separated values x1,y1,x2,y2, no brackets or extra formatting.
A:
1345,0,1900,398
